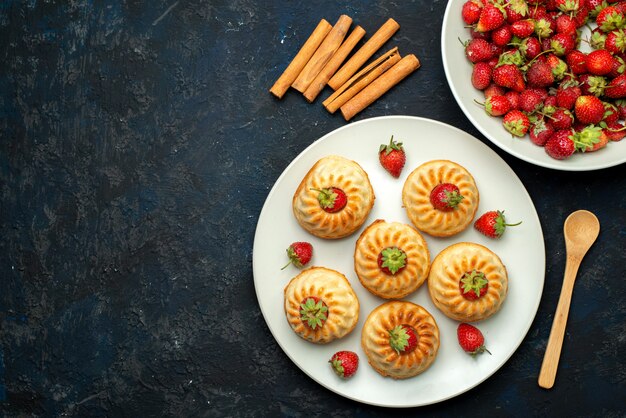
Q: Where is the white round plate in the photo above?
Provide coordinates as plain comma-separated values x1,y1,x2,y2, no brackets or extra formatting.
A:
441,0,626,171
253,116,545,407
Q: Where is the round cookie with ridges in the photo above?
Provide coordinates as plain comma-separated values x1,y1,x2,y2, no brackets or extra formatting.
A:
284,266,360,344
292,155,375,239
361,301,439,379
354,220,430,299
428,242,508,322
402,160,479,237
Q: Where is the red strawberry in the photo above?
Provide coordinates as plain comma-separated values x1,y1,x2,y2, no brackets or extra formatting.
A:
602,101,620,124
483,94,511,116
556,13,578,35
465,38,496,63
459,270,489,300
492,64,525,91
550,108,575,129
511,19,535,37
556,80,581,109
565,50,587,74
605,29,626,54
506,0,529,24
604,121,626,141
550,33,576,56
574,95,605,123
534,16,555,39
491,25,513,46
586,49,614,75
462,0,483,25
282,242,313,270
379,136,406,178
472,61,493,90
484,83,506,98
526,60,555,88
329,351,359,379
505,90,521,109
530,118,555,146
520,36,542,60
615,99,626,118
312,187,347,213
573,124,608,151
608,54,625,78
578,74,607,96
503,109,530,136
474,210,522,238
604,73,626,98
377,246,407,275
430,183,464,211
300,296,328,329
519,89,544,112
476,3,506,32
545,129,576,159
596,5,625,32
457,323,490,356
389,324,418,354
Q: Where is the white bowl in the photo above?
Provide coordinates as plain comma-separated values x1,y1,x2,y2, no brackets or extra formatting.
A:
441,0,626,171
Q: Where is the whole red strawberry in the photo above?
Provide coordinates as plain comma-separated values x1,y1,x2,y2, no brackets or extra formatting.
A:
492,64,526,92
379,136,406,178
430,183,464,211
529,118,555,146
472,61,493,90
465,38,496,63
457,323,491,356
459,269,489,301
483,95,511,116
476,3,506,32
377,246,407,275
474,210,522,238
586,49,614,75
596,5,625,32
389,324,418,354
312,187,347,213
329,351,359,379
462,0,482,25
502,109,530,137
282,242,313,270
574,95,605,124
545,129,576,159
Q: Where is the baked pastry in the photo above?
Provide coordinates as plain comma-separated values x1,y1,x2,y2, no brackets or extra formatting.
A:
292,155,375,239
402,160,479,237
428,242,508,322
361,301,439,379
284,266,360,344
354,219,430,299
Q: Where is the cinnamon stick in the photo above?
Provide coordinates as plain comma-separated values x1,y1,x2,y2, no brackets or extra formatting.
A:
292,15,353,93
323,47,401,113
302,25,366,103
340,54,420,121
328,18,400,90
269,19,332,99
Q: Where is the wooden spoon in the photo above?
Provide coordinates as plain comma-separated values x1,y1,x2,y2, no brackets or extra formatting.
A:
538,210,600,389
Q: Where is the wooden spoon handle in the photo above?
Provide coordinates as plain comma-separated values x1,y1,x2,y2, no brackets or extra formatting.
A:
538,257,581,389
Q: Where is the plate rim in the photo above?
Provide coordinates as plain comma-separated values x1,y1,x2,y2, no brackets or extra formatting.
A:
253,115,546,407
441,0,626,172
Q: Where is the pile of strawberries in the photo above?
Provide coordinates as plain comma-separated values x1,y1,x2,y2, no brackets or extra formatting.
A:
462,0,626,160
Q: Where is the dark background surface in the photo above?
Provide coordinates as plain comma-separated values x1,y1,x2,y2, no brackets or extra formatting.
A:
1,0,625,416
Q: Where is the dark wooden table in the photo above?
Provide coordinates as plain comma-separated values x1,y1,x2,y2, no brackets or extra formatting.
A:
1,1,624,416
